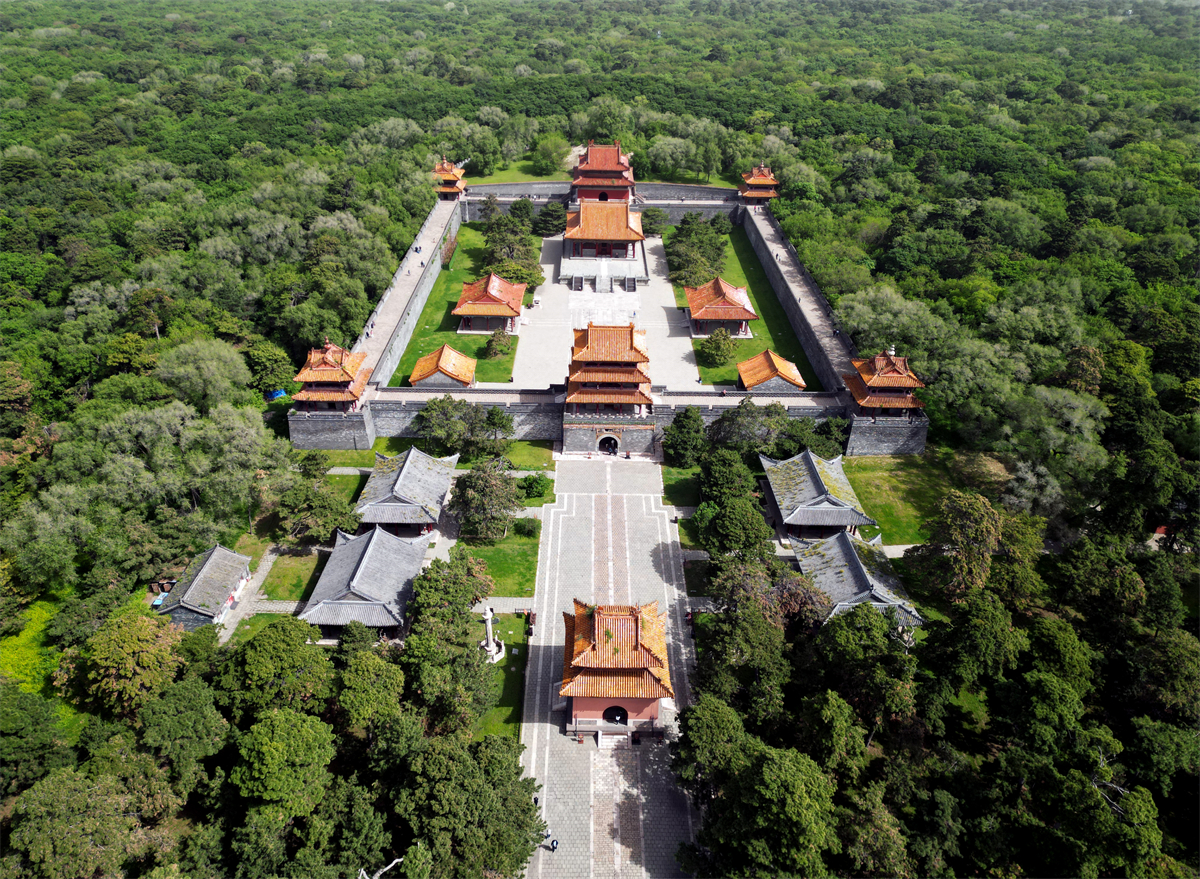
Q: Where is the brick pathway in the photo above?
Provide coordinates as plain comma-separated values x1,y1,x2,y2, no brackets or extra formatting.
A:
524,460,697,879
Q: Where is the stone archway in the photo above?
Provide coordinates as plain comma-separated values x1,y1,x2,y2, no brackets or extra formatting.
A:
599,436,619,455
598,192,609,202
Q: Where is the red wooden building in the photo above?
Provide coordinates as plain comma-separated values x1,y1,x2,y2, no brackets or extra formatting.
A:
563,201,645,260
293,340,372,412
572,141,636,202
684,276,759,337
452,272,526,334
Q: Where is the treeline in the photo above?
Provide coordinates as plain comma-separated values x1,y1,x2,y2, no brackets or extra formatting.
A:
1,547,541,879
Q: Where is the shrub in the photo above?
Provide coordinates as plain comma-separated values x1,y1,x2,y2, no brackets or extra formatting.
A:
709,213,733,236
699,328,736,366
640,207,669,236
518,473,553,499
513,518,541,538
484,329,514,358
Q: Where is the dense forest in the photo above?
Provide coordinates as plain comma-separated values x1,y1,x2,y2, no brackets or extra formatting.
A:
0,0,1196,875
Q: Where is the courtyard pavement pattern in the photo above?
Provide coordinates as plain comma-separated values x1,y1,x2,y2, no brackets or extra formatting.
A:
509,238,701,392
520,460,698,879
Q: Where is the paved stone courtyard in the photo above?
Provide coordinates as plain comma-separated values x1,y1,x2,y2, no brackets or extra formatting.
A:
521,460,697,879
509,238,701,392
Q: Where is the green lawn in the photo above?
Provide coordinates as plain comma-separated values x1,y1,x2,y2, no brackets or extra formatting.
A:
326,438,554,471
229,613,286,647
389,225,520,386
668,227,822,389
677,517,703,550
469,160,571,185
465,532,540,598
523,491,557,508
842,453,956,545
471,613,531,739
662,465,701,507
261,552,328,601
642,168,744,188
326,473,368,505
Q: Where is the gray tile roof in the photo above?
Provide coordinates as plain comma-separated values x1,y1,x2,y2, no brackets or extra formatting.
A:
794,532,922,626
299,527,427,628
158,545,251,619
356,447,459,525
760,450,876,528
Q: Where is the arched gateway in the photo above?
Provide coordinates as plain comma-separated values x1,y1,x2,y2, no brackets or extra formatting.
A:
599,436,619,455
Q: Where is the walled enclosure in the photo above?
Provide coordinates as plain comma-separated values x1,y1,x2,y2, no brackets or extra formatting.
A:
289,183,926,456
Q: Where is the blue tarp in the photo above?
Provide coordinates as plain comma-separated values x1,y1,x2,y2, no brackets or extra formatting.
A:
266,389,288,401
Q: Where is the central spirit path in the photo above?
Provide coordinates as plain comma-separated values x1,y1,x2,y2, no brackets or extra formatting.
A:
522,460,697,879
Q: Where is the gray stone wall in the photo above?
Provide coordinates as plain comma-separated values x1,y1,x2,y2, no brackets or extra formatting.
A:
288,409,376,450
370,207,463,389
640,203,740,223
361,399,564,442
844,416,929,456
466,182,571,199
745,375,807,395
636,183,738,200
563,423,657,454
741,218,841,394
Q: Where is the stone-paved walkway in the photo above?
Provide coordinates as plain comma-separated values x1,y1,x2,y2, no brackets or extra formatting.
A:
356,199,458,388
523,460,697,879
217,545,281,644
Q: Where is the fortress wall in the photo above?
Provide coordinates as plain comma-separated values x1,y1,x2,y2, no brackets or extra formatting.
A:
369,207,463,388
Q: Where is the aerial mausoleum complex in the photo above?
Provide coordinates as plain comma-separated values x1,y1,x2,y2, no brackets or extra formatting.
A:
288,142,928,457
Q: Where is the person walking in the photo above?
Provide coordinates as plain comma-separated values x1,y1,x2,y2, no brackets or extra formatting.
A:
551,840,559,853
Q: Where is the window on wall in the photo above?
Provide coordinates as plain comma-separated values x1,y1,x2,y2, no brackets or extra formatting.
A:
612,245,627,258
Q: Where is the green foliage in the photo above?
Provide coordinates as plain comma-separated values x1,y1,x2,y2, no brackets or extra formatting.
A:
416,396,514,459
698,327,736,366
279,480,361,543
232,708,335,816
0,683,74,796
664,212,726,286
242,340,297,395
484,328,514,359
448,458,521,540
214,616,333,723
532,201,567,237
512,517,540,539
154,339,255,414
639,207,669,237
59,610,184,719
7,768,141,879
338,650,405,731
138,677,228,797
392,736,544,879
662,406,707,467
517,473,552,499
530,134,571,176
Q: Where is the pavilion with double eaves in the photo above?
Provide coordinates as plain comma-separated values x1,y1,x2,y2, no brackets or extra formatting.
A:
843,348,926,419
565,323,652,417
293,340,372,413
561,600,673,740
432,156,466,200
738,162,779,203
571,140,636,202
